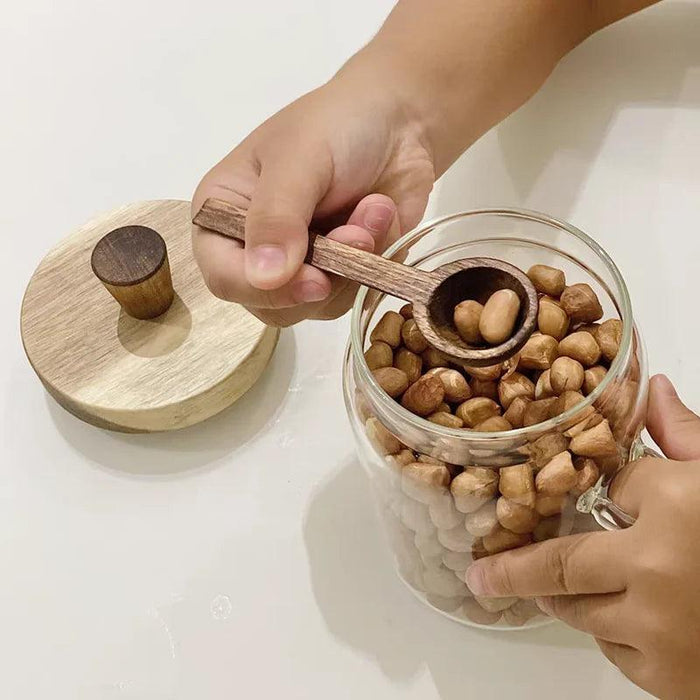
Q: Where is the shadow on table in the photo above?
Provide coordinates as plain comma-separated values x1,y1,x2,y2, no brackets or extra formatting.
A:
304,461,610,700
436,1,700,221
45,328,296,479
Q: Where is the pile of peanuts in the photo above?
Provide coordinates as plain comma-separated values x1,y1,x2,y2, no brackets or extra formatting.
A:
362,264,625,626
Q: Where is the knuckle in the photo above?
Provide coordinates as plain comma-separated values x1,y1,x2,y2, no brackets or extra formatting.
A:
246,211,307,242
545,545,572,593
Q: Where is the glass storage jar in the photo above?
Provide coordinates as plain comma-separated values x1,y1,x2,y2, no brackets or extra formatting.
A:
342,208,651,630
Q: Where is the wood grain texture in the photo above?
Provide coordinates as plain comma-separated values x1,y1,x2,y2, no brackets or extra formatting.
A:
194,198,538,366
21,200,279,432
91,225,174,319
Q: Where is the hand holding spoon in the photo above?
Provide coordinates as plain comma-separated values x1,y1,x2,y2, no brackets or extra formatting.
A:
193,198,538,366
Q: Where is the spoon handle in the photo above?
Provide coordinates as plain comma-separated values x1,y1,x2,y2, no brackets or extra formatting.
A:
193,198,435,303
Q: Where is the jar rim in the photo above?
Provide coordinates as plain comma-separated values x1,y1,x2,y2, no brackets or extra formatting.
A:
349,207,634,441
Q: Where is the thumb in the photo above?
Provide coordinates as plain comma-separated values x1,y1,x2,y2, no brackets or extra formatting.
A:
647,374,700,460
244,148,333,290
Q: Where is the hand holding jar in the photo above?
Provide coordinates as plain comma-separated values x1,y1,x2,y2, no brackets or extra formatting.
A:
466,375,700,700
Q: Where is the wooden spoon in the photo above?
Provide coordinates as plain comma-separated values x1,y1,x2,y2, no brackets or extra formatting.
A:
193,198,538,366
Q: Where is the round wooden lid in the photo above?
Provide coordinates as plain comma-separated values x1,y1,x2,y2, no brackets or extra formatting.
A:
21,200,279,433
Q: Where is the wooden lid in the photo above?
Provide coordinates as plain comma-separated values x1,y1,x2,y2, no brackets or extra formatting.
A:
21,200,279,432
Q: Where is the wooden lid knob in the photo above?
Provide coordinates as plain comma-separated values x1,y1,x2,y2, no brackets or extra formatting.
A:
91,225,174,319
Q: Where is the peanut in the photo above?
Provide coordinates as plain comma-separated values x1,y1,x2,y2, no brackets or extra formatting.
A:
479,289,521,345
430,493,464,530
401,375,445,416
370,310,404,348
571,457,600,496
529,432,570,469
365,417,401,455
560,284,603,324
469,378,499,401
399,303,413,320
364,341,393,370
401,319,429,354
437,524,473,552
535,493,567,517
550,356,585,394
453,300,484,344
426,368,471,403
558,331,601,367
537,297,570,340
436,402,451,413
394,348,423,385
496,497,540,534
474,595,518,614
550,390,587,418
523,398,558,427
518,334,559,370
583,365,607,395
464,502,499,537
422,347,449,369
527,264,566,297
450,467,499,513
464,364,503,381
569,418,618,457
372,367,409,398
503,599,541,627
499,463,535,506
456,397,501,428
442,550,473,572
597,319,622,363
535,369,555,399
503,396,531,429
428,412,464,429
462,598,503,625
536,451,577,495
403,462,451,504
498,372,535,410
483,526,532,554
475,415,513,432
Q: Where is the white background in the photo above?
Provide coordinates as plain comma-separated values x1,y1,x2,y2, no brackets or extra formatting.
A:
2,1,699,698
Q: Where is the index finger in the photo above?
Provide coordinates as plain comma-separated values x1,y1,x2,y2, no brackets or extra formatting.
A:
465,531,628,598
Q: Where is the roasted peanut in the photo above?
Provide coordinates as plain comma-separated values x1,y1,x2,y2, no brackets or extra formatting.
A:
519,334,559,370
422,347,449,369
523,398,558,427
462,598,503,625
503,396,531,429
401,375,445,416
499,463,535,506
535,369,555,399
469,378,499,401
571,457,600,496
456,397,501,428
479,289,521,345
430,493,464,530
550,390,587,418
560,284,603,324
364,341,393,370
529,432,570,469
475,415,513,432
483,526,532,554
453,300,484,344
437,524,473,552
534,493,567,517
464,502,499,537
394,348,423,385
569,418,618,457
550,356,585,394
537,297,570,340
399,303,413,320
418,454,446,466
503,599,541,627
401,319,429,354
426,368,472,403
464,364,503,381
474,595,518,614
372,367,409,398
436,402,451,413
428,412,464,429
365,417,401,455
527,264,566,296
370,310,404,347
558,331,601,367
583,365,607,395
442,550,473,572
403,462,451,504
451,467,499,513
496,497,540,534
597,319,622,363
536,451,577,495
424,566,468,599
498,372,535,410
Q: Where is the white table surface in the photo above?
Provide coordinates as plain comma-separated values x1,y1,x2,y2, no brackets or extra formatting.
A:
2,1,698,698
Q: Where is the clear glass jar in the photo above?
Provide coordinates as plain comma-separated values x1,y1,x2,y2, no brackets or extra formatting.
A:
342,208,650,630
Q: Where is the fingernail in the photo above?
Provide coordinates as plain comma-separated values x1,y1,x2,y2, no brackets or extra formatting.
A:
465,565,487,596
535,597,553,616
292,280,329,304
249,245,287,282
363,203,394,235
346,238,374,251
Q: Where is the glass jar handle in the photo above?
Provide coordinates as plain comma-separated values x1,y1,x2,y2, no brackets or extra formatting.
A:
576,442,662,531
